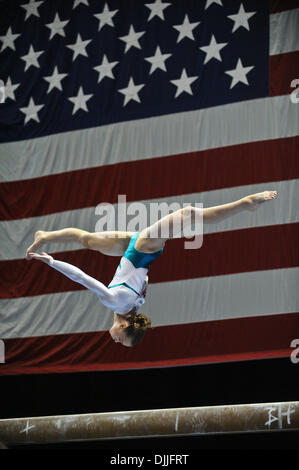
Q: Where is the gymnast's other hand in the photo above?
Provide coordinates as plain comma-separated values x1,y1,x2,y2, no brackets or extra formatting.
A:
28,252,53,264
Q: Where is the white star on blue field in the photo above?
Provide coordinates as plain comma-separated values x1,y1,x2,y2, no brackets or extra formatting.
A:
0,0,268,142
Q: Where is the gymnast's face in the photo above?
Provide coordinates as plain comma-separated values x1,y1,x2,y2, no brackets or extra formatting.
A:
109,321,132,347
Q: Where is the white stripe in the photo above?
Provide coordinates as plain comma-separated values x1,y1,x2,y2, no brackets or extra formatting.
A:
0,289,113,339
0,95,298,182
0,268,297,338
1,179,297,261
270,9,299,55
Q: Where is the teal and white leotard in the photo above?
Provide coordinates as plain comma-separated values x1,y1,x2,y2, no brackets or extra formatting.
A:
47,233,163,315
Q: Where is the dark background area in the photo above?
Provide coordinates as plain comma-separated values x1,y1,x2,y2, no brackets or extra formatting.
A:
1,357,298,449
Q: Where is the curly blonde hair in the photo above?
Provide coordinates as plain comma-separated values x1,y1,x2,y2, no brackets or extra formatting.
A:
123,312,152,346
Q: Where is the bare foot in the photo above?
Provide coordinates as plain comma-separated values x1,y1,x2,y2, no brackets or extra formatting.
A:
26,231,45,259
244,190,278,211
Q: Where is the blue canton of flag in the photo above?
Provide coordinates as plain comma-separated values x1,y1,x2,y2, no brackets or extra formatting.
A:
0,0,268,143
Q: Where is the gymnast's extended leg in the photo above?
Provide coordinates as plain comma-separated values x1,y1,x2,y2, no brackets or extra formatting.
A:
26,228,135,259
200,190,277,224
26,191,277,258
134,190,278,253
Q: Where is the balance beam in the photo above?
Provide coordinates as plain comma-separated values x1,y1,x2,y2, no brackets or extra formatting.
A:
0,401,298,445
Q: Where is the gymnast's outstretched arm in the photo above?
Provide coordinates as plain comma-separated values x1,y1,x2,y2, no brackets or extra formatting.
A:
28,252,118,309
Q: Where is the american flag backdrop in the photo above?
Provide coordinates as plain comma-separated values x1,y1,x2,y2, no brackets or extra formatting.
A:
0,0,298,375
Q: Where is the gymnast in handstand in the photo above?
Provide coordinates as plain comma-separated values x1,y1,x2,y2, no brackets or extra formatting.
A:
26,190,277,347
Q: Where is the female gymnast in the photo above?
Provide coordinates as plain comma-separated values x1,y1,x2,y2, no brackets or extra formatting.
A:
26,190,277,347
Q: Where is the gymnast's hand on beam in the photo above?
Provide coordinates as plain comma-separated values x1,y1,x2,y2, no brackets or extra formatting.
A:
28,252,53,264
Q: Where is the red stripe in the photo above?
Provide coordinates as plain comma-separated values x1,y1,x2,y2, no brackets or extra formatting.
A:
269,0,299,13
270,51,299,96
1,223,298,299
0,312,297,375
0,136,298,221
